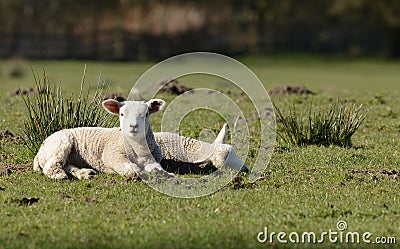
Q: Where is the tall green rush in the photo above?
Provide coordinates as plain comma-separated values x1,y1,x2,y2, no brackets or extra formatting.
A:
274,99,368,148
21,67,117,155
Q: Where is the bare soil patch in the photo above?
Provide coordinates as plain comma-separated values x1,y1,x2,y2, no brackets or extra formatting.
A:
102,93,126,102
11,197,39,206
0,163,31,176
347,169,399,179
159,79,192,95
11,87,46,96
101,79,192,101
0,130,22,142
269,85,315,96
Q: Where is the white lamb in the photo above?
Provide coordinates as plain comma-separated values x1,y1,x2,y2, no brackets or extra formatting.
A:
154,123,249,173
33,98,167,179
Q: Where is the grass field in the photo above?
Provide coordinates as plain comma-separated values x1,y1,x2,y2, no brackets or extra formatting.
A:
0,56,399,249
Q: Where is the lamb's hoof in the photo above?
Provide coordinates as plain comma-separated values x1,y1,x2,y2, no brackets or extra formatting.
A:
240,164,250,173
51,172,68,180
77,169,97,180
154,168,175,179
159,171,175,179
144,163,163,172
141,167,175,181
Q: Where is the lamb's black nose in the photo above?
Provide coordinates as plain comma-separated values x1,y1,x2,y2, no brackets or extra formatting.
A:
129,124,138,133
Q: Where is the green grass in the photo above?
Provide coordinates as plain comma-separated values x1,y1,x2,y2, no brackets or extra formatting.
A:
0,56,399,249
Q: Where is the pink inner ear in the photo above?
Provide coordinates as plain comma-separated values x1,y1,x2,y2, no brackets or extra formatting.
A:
104,101,120,114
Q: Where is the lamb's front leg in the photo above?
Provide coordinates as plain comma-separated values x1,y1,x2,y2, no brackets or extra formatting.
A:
133,153,165,174
115,161,141,177
144,162,175,178
112,161,174,179
106,153,173,178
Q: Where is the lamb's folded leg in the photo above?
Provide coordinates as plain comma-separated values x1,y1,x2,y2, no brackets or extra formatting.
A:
103,153,142,177
40,132,74,179
65,165,97,180
42,160,69,179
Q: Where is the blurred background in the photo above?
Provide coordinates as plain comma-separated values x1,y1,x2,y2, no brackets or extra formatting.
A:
1,0,399,61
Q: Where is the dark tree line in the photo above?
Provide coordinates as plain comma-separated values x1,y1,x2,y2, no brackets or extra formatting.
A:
0,0,399,60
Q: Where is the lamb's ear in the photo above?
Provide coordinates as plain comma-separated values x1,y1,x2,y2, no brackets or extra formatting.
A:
102,99,124,115
214,123,228,144
147,99,166,114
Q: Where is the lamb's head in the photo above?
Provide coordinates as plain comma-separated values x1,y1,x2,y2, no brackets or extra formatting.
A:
193,123,249,173
210,144,249,173
102,98,166,138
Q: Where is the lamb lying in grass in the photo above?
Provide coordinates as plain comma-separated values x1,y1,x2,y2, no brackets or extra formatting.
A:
33,98,167,179
154,124,249,174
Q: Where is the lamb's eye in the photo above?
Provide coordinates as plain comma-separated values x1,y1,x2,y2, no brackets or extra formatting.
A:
120,113,124,116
